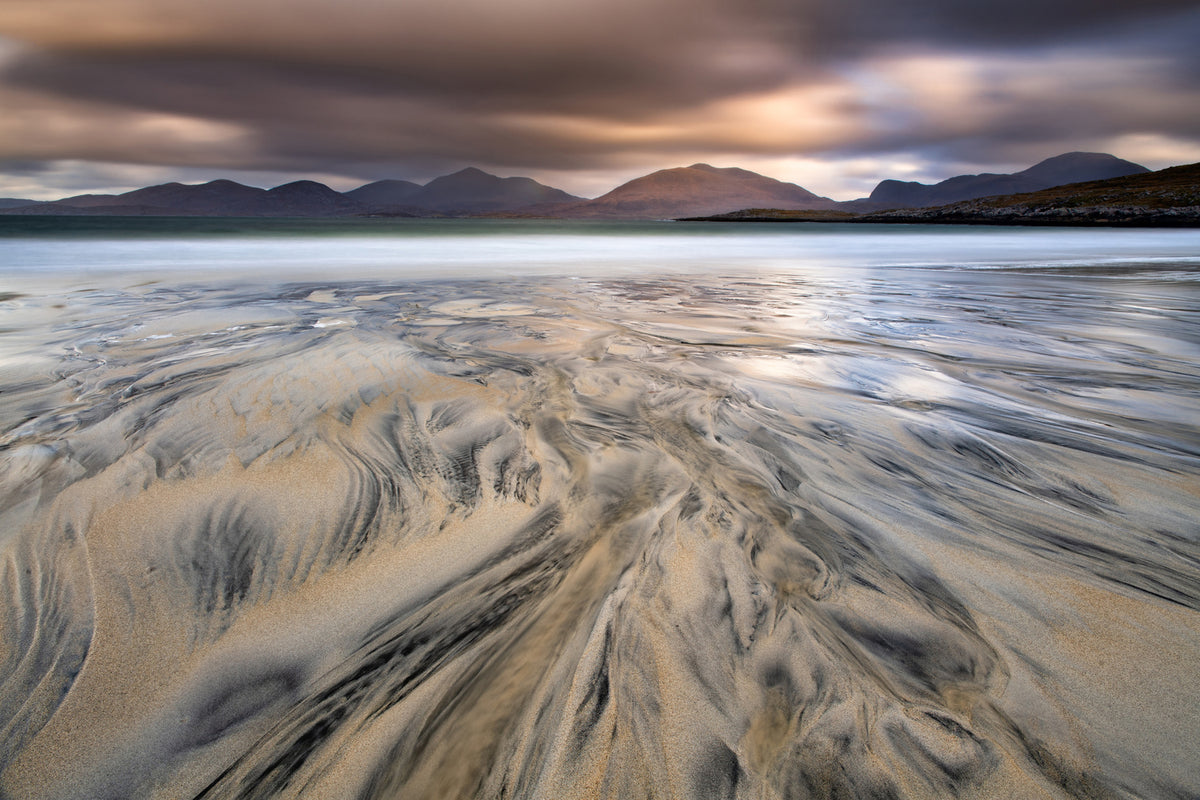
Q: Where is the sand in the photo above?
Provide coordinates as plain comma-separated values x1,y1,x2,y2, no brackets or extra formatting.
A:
1,270,1198,799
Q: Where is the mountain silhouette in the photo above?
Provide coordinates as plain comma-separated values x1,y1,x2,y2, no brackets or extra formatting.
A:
344,179,423,206
858,161,1200,226
123,179,267,213
867,152,1149,208
264,180,365,216
403,168,582,212
18,179,367,216
546,164,837,219
0,154,1172,219
0,170,582,217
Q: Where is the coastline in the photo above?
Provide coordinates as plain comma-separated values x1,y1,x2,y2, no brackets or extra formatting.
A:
678,208,1200,227
680,162,1200,227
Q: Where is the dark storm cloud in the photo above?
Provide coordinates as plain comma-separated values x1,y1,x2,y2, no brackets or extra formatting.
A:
0,0,1197,195
794,0,1200,51
1,0,801,111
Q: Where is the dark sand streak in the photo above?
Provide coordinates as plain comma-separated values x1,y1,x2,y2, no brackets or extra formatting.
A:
1,270,1198,799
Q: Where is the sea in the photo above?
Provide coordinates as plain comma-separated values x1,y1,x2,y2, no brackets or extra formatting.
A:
1,218,1198,800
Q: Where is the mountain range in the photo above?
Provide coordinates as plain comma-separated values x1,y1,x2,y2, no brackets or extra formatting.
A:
853,161,1200,227
0,152,1167,220
0,169,582,218
864,152,1148,209
345,167,581,212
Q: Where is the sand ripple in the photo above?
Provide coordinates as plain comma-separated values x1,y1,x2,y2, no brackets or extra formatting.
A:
1,270,1198,799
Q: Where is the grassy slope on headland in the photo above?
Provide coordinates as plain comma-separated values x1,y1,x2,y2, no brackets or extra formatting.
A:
682,163,1200,227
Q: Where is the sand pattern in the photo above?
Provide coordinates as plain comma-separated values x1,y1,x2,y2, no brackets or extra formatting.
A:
1,270,1198,799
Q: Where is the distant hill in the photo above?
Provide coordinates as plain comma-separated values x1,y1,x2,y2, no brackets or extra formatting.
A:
401,168,582,213
544,164,837,219
0,198,40,209
0,169,582,217
5,179,367,217
118,179,268,213
343,169,583,214
858,162,1200,226
866,152,1149,209
1,155,1181,221
264,181,365,216
344,179,423,206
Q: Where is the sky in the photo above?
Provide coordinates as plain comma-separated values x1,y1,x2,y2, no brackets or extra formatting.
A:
1,0,1198,201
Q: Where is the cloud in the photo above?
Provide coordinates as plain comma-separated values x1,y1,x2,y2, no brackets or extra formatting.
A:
0,0,804,114
0,0,1198,197
836,48,1200,153
0,80,254,164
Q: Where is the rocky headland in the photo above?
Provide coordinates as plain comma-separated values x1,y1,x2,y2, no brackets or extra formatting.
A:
684,163,1200,227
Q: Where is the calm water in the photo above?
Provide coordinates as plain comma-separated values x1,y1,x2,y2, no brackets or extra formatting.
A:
2,221,1199,799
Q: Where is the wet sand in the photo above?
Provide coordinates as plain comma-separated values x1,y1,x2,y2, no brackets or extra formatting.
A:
1,267,1198,799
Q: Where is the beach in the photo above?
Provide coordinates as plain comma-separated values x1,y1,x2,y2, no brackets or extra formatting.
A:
1,222,1198,799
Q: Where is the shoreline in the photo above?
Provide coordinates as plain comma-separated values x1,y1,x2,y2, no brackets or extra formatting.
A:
677,208,1200,227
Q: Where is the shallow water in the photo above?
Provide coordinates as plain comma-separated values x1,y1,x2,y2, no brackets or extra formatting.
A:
1,223,1199,799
